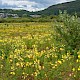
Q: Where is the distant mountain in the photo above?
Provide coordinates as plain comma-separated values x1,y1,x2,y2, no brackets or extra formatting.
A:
34,0,80,16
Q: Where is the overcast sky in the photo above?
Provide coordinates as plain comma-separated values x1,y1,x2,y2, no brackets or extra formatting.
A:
0,0,75,11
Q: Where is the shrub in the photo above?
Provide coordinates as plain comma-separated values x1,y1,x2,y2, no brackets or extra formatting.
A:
53,11,80,59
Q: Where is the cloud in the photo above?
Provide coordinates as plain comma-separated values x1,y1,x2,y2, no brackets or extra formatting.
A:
0,0,75,11
1,0,38,11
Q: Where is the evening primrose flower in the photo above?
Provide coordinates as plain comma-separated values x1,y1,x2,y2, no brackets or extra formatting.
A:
45,74,47,77
16,62,20,66
0,65,3,68
34,70,40,76
78,54,80,59
57,60,62,64
72,68,75,71
10,72,15,75
26,62,29,67
20,62,24,67
76,59,79,63
52,66,56,69
27,54,33,59
46,47,49,50
62,55,67,59
78,66,80,71
42,66,44,69
46,54,50,58
11,66,15,70
61,59,65,62
9,59,13,62
26,62,32,67
38,66,41,70
54,64,57,67
60,48,64,51
9,55,13,58
74,75,76,77
22,72,25,75
34,72,38,76
1,54,5,60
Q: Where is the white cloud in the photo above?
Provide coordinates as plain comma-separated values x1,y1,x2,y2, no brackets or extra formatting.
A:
1,0,39,11
2,0,36,6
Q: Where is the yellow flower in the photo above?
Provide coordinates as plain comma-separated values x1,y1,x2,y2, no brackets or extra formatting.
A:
46,47,49,50
72,68,75,71
9,55,13,58
10,59,13,62
0,65,3,68
10,72,15,75
57,60,62,64
74,75,76,77
76,59,79,63
20,62,24,67
54,64,57,67
1,56,3,60
52,66,56,69
16,62,20,66
78,66,80,71
11,66,15,70
26,62,30,66
34,72,38,76
45,74,47,77
38,66,41,70
22,72,25,75
78,55,80,59
60,48,64,51
0,40,3,42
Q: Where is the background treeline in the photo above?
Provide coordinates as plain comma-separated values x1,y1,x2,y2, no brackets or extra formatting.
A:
0,13,79,23
0,16,58,23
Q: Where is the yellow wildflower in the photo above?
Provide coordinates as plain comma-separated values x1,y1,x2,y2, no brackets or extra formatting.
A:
0,65,3,68
78,55,80,59
57,60,62,64
60,48,64,51
34,72,38,76
72,68,75,71
10,72,15,75
78,66,80,71
76,59,79,63
16,62,20,66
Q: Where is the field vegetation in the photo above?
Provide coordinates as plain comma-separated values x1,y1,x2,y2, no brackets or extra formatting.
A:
0,16,57,23
0,13,80,80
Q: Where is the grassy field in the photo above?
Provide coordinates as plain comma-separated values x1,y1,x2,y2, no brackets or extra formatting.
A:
0,22,80,80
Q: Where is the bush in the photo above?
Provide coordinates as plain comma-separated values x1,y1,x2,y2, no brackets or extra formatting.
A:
53,11,80,59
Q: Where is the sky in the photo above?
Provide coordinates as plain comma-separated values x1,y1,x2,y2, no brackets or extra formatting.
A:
0,0,75,11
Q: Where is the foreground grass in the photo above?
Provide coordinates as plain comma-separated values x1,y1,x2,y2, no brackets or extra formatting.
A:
0,22,80,80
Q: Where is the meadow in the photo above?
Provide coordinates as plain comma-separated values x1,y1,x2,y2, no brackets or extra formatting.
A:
0,17,80,80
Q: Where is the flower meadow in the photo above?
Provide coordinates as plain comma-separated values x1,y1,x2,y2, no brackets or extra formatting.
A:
0,22,80,80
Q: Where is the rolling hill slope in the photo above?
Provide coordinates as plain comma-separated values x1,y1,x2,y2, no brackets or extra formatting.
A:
34,0,80,16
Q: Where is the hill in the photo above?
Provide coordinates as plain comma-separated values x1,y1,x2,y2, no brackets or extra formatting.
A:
34,0,80,16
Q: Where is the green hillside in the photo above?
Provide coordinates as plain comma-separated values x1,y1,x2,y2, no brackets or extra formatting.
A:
35,0,80,16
